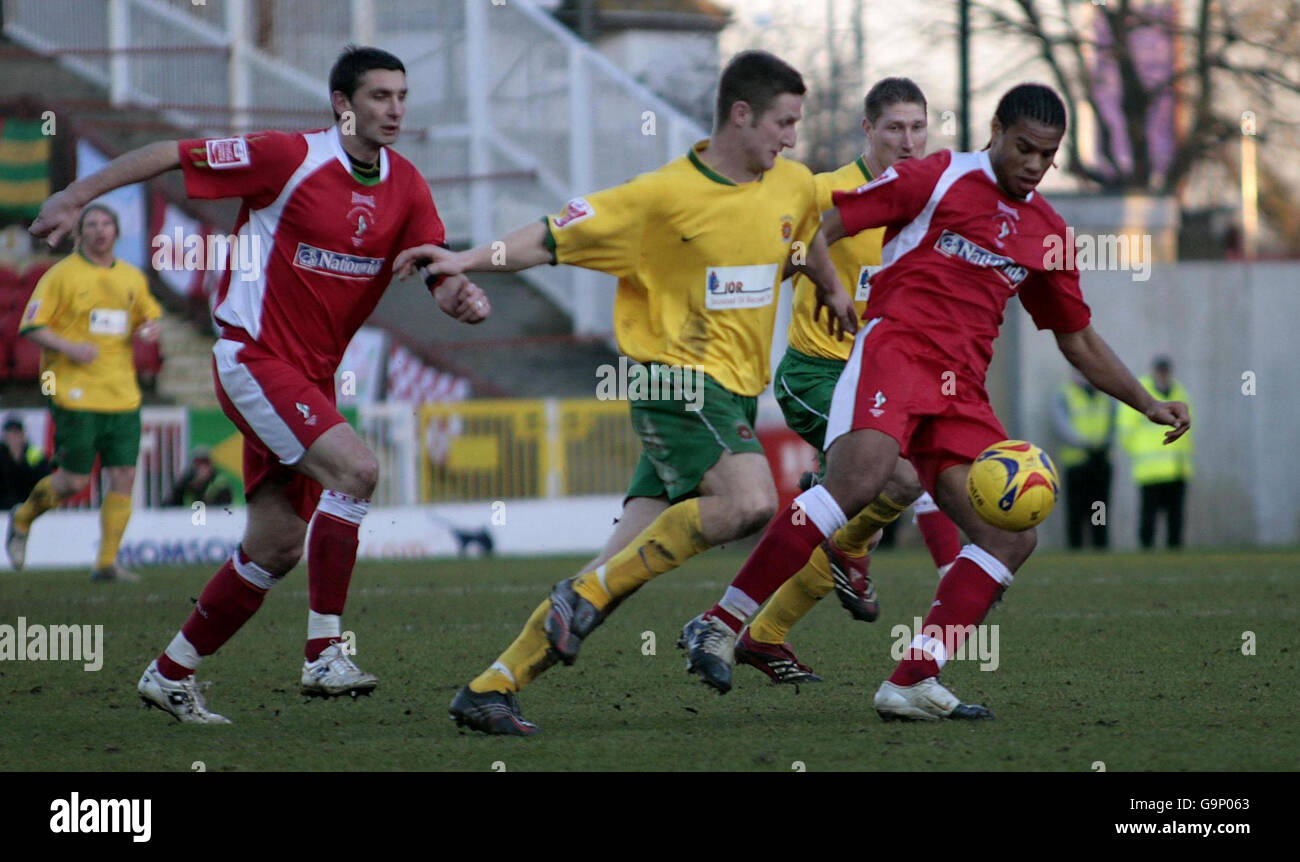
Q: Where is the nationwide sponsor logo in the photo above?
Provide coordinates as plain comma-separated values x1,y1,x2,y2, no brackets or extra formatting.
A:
205,137,251,169
351,192,376,207
554,197,593,229
705,264,778,310
934,230,1029,287
292,243,384,279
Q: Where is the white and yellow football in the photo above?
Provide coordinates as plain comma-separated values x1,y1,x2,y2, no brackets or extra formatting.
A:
967,440,1060,531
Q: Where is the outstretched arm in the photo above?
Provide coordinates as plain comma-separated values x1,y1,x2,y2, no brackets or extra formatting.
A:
1055,325,1190,443
30,141,180,247
395,221,553,280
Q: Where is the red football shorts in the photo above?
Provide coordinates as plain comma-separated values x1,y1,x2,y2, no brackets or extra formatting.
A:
212,337,346,521
825,318,1008,495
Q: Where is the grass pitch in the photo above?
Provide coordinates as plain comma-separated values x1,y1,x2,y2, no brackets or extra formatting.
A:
2,548,1297,772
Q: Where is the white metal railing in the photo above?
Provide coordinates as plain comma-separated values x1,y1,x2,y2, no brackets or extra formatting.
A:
356,402,419,507
2,0,709,335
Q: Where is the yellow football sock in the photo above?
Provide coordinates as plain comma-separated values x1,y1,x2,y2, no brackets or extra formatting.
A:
12,474,65,533
469,598,558,694
573,498,710,611
833,492,908,556
748,545,835,645
96,492,132,570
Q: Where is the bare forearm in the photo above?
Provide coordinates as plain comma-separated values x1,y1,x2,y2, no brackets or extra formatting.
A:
791,231,839,294
1058,328,1154,413
461,221,553,273
65,141,180,206
24,328,78,355
821,208,846,245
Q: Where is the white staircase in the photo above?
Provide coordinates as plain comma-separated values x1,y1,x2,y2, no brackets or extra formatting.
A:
2,0,709,336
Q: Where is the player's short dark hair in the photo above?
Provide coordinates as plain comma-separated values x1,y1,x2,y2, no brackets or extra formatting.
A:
995,83,1067,131
78,203,119,237
329,45,406,119
715,51,806,128
864,77,927,124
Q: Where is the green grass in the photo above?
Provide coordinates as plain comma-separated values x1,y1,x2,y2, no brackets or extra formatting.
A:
2,549,1297,771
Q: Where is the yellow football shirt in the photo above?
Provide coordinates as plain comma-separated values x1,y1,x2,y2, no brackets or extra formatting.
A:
787,156,885,361
544,141,821,397
20,252,161,412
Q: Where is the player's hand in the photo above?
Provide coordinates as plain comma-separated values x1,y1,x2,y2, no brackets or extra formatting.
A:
30,189,84,249
394,244,463,280
65,342,98,363
135,320,161,342
1145,400,1190,444
434,274,491,324
813,285,859,341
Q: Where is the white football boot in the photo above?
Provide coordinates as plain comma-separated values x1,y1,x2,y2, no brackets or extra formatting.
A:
874,677,994,721
300,643,379,697
137,661,232,724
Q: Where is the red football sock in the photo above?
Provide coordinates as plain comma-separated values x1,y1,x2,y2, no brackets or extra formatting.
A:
707,494,841,632
305,491,366,661
161,552,268,678
889,554,1004,686
917,509,962,569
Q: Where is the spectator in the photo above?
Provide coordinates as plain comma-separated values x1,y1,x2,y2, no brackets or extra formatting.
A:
1119,356,1194,548
166,446,234,508
0,415,52,510
1053,368,1116,548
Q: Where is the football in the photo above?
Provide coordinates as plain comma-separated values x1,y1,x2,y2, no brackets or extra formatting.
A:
967,440,1060,531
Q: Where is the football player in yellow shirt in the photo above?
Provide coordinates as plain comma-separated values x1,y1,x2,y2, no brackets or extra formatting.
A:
738,78,966,684
6,204,161,582
397,50,858,734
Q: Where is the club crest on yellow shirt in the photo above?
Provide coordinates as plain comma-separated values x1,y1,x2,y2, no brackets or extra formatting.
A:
780,215,794,243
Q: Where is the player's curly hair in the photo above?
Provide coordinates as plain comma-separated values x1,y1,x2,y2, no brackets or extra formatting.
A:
864,78,927,124
715,51,806,129
995,83,1067,130
329,45,406,120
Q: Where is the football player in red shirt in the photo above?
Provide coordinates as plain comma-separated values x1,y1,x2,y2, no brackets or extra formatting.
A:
680,83,1190,719
30,47,490,724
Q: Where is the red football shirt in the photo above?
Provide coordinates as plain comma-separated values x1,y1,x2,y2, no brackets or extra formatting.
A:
178,127,444,382
832,149,1090,388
